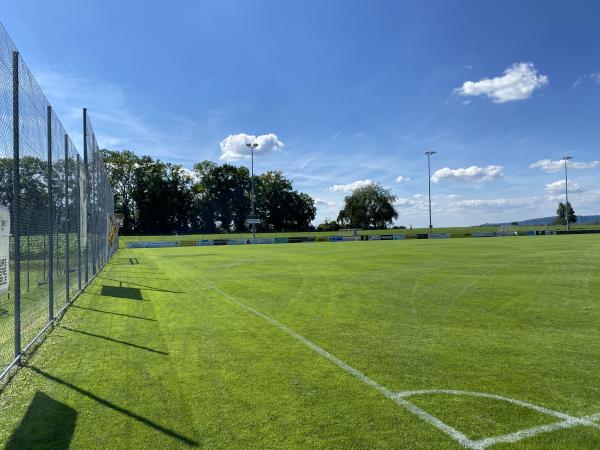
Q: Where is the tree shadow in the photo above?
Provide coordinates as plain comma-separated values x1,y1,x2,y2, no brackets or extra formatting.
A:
26,367,198,447
101,285,143,300
5,391,77,450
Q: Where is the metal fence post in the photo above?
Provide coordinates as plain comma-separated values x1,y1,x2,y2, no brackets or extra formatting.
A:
83,109,89,283
47,106,54,321
64,134,70,304
12,51,21,358
92,145,97,274
76,154,81,290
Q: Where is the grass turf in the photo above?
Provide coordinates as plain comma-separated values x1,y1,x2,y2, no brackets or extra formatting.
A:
0,236,599,448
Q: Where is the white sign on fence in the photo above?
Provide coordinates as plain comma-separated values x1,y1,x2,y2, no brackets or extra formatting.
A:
0,206,10,293
247,218,261,225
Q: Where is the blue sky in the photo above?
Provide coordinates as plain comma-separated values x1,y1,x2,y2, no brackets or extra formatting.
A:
3,0,600,226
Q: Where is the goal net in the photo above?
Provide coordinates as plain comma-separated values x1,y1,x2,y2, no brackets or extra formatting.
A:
339,228,361,237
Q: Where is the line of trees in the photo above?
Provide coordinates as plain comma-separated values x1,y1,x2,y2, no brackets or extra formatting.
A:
101,150,317,235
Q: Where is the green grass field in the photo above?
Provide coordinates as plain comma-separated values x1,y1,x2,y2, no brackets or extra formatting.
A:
1,236,599,449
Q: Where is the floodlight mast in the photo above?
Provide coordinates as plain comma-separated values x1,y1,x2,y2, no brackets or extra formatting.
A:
246,142,259,238
425,150,437,233
562,155,573,231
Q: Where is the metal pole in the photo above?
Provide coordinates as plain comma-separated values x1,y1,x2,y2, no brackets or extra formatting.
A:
427,154,432,233
76,154,81,290
47,106,54,321
64,134,70,304
425,150,436,233
251,145,255,239
12,51,21,358
564,158,570,231
83,109,89,283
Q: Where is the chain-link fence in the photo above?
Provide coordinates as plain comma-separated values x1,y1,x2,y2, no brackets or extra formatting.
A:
0,23,116,380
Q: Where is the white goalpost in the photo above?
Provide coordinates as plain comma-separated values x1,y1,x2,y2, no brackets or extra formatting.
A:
338,229,362,241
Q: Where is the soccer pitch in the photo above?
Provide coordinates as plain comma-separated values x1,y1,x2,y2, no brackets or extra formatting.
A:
0,236,599,449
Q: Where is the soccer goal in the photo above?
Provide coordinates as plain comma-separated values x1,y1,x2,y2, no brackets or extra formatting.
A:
339,228,362,241
497,224,518,236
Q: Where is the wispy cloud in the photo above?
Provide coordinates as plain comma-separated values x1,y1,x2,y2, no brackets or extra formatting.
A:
327,128,345,140
431,165,503,183
450,197,540,208
454,62,548,103
394,197,416,207
545,180,583,193
573,71,600,88
329,179,374,192
529,159,600,173
33,66,219,165
315,198,336,207
395,175,411,183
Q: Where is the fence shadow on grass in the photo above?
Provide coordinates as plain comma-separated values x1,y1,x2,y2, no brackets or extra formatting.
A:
96,275,184,294
71,304,157,322
5,391,77,450
61,326,169,356
101,285,144,300
26,367,199,447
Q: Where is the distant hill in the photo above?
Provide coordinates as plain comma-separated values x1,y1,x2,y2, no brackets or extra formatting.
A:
480,215,600,227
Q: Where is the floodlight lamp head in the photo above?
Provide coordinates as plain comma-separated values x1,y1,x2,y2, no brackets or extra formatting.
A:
246,142,259,148
562,155,573,161
425,150,437,156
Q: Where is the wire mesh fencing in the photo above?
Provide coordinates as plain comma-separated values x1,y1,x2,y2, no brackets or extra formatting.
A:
0,22,116,379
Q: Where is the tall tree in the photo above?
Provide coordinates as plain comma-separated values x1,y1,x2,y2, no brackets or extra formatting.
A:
101,150,139,233
193,161,250,232
255,171,315,231
337,183,398,229
555,202,577,225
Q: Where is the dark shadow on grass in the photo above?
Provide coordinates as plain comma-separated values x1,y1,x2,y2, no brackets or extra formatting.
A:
71,305,157,322
27,367,198,447
96,275,184,294
101,285,143,300
158,254,218,258
5,391,76,450
61,326,168,355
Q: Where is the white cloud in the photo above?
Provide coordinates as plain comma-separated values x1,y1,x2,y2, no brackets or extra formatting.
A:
395,175,411,183
394,197,416,207
529,159,600,173
431,165,503,183
454,62,548,103
545,180,583,193
451,197,540,208
315,198,336,207
329,179,374,192
219,133,284,161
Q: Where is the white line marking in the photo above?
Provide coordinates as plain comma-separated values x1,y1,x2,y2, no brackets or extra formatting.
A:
474,416,600,449
202,279,477,448
586,412,600,422
396,389,582,421
200,278,600,449
397,390,600,449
